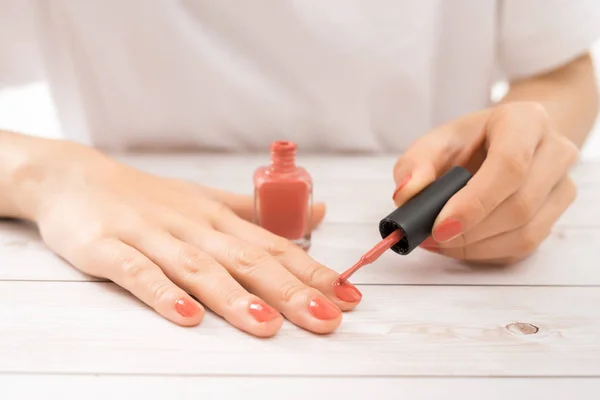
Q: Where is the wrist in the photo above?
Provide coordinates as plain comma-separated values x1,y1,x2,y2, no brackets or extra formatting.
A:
0,131,74,221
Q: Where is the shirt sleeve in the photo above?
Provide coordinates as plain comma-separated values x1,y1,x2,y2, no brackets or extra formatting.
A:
498,0,600,80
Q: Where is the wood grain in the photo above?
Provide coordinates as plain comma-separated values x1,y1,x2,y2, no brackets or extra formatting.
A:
2,281,599,377
3,375,600,400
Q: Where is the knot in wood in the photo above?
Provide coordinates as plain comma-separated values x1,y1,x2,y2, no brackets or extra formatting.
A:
506,322,539,335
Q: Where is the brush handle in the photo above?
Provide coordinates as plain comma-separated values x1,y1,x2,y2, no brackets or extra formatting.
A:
378,166,472,255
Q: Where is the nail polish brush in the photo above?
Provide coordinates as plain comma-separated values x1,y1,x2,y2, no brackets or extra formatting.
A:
337,166,472,283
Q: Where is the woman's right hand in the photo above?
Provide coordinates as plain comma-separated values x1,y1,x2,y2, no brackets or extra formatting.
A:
14,140,362,337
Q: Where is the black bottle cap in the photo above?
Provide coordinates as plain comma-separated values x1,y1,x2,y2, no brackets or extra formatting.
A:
378,166,472,255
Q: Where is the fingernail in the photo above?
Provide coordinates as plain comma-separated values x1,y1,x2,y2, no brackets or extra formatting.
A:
333,280,362,302
175,298,201,318
420,236,439,248
433,218,462,242
248,301,280,323
392,174,412,200
308,297,341,320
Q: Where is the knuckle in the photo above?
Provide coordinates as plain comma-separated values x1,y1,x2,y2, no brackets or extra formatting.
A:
180,249,214,271
304,262,330,285
510,192,536,222
264,236,291,257
179,250,217,290
469,189,491,219
214,201,234,218
120,257,149,283
523,102,549,123
491,101,547,129
489,102,511,120
278,280,311,303
233,245,270,274
507,101,548,120
225,288,248,308
208,201,235,225
150,281,172,308
496,148,530,182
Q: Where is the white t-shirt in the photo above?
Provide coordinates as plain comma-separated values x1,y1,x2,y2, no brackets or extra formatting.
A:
2,0,600,153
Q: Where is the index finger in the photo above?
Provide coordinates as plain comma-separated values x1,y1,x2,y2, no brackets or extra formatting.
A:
432,103,547,242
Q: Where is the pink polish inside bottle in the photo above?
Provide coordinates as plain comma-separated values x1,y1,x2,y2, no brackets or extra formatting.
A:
253,141,313,250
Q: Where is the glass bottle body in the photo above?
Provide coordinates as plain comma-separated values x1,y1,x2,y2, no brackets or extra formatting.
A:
253,147,313,251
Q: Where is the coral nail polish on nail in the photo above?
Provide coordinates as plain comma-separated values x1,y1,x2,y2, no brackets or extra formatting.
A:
392,174,412,199
308,297,341,320
248,301,280,323
420,236,438,248
333,280,362,302
253,141,313,251
175,298,200,318
433,218,462,242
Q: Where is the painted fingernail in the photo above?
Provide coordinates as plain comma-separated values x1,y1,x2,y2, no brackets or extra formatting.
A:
308,297,341,320
433,218,462,242
175,298,201,318
392,174,412,200
248,301,280,323
333,281,362,302
420,236,439,248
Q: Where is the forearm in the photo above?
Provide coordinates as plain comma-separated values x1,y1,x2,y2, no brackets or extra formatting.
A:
500,53,599,148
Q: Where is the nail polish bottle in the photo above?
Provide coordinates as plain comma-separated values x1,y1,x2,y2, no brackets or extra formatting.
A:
253,141,313,250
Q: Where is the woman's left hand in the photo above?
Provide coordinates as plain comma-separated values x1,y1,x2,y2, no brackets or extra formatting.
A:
392,102,580,265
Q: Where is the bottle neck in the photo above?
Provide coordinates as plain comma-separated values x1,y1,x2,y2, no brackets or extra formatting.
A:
269,141,297,173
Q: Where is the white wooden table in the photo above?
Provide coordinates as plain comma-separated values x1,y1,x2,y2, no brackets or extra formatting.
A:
2,154,600,400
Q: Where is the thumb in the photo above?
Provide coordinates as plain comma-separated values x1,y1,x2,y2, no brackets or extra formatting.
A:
203,187,327,231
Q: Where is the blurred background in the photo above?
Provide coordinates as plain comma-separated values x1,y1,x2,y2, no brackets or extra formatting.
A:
1,5,599,159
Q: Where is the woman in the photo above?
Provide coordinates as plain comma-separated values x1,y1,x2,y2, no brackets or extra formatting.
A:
1,1,599,337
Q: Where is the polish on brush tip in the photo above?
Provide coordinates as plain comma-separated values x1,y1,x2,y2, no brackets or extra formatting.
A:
336,229,404,283
336,166,473,284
